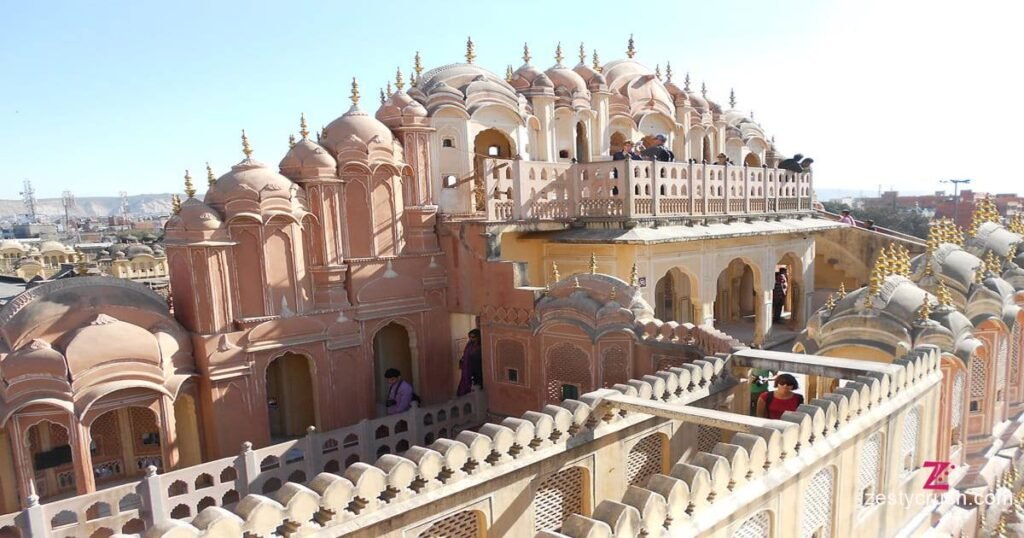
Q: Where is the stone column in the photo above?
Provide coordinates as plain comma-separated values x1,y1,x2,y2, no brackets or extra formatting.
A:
70,420,95,495
158,397,180,471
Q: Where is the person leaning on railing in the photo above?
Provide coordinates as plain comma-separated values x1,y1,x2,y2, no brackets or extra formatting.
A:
612,140,642,161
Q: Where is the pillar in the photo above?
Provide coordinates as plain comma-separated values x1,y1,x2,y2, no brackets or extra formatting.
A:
158,397,180,471
70,421,95,495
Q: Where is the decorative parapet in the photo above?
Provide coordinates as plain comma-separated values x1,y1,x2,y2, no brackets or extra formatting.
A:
479,158,814,223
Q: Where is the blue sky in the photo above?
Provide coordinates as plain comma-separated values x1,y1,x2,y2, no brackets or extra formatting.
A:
1,0,1020,199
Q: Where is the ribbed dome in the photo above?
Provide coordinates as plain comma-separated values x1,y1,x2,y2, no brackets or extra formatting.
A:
545,65,589,95
39,240,70,253
376,90,428,127
279,138,337,171
324,104,395,150
166,197,224,233
126,244,154,257
205,159,298,206
0,240,25,251
417,63,514,96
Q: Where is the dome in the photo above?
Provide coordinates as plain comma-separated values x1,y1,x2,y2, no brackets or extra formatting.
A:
686,90,707,110
39,240,69,253
323,104,395,152
600,59,674,117
545,65,589,96
65,313,161,376
572,63,607,91
205,158,299,206
126,244,154,257
417,63,515,97
2,339,69,383
510,63,545,90
0,240,25,251
375,90,428,127
279,138,337,173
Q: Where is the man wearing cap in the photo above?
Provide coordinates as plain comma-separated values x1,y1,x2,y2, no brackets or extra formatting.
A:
641,134,674,162
838,209,856,225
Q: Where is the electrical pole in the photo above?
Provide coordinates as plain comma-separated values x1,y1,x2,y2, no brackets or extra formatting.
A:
120,191,130,231
61,190,76,239
19,179,37,222
941,179,972,226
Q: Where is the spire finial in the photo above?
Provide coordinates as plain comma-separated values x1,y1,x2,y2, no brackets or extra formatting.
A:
414,51,423,81
838,282,847,298
171,194,181,215
626,34,636,58
589,253,598,274
522,42,532,64
684,72,691,91
506,64,514,82
206,162,216,187
554,42,564,65
918,295,932,322
592,50,601,72
299,113,309,139
386,80,393,95
184,170,196,199
395,67,405,91
655,64,662,81
288,133,296,148
729,88,736,108
578,42,586,64
573,276,581,289
701,82,707,98
665,62,673,82
630,262,639,286
609,285,617,302
825,293,836,312
935,279,951,307
350,78,360,105
241,129,253,158
551,262,560,283
379,88,386,105
466,36,476,64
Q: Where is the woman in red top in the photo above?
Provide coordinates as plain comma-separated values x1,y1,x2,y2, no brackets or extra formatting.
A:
756,373,804,420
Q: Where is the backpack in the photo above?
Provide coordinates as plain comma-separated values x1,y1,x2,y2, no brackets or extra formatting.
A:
404,381,422,404
764,392,803,409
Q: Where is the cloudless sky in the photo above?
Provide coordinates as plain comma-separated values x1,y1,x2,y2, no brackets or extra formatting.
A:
1,0,1021,199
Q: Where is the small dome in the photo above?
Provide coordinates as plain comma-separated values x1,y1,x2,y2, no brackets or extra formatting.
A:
205,159,298,206
686,90,707,110
533,73,554,89
39,240,69,253
126,244,154,257
115,251,126,259
168,197,225,232
572,63,607,91
510,63,545,91
2,339,68,382
0,240,25,251
279,138,337,171
545,65,589,96
376,90,428,127
417,63,514,97
323,104,395,152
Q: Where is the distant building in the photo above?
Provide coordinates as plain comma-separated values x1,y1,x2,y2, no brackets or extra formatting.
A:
859,189,1024,229
11,223,58,240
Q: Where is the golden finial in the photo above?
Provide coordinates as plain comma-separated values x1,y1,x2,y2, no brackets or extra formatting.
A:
918,295,932,322
289,133,296,147
986,250,1002,275
554,42,564,65
414,51,423,81
630,262,639,286
609,286,617,302
825,293,837,312
206,162,216,187
729,88,736,108
350,77,360,105
319,125,326,143
937,279,953,307
578,42,586,64
386,80,393,96
299,113,310,139
665,62,673,82
379,88,386,105
589,253,598,274
573,276,581,289
684,72,691,91
395,67,405,91
505,65,514,82
241,129,253,158
626,34,636,58
171,194,181,215
701,81,707,98
996,512,1007,536
522,42,532,64
1010,214,1024,235
551,262,560,283
876,246,892,277
465,36,476,64
1007,243,1018,266
974,262,985,284
655,64,662,80
592,50,601,72
899,244,912,277
183,170,196,199
838,282,847,298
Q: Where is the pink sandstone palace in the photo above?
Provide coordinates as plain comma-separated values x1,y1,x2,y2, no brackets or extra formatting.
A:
2,37,1024,537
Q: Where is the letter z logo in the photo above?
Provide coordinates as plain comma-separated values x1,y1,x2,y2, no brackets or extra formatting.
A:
922,461,954,491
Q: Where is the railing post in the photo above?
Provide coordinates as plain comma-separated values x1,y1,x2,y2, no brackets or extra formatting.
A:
410,400,423,447
473,387,488,424
651,161,661,217
239,442,258,496
775,171,782,214
569,163,580,218
687,163,695,216
359,419,374,463
723,163,731,215
701,162,709,215
304,426,320,479
24,495,49,538
765,168,772,213
744,166,751,214
623,163,635,218
142,465,169,526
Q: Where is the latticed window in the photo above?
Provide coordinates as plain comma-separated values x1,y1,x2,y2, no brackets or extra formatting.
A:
626,434,664,486
545,343,591,404
857,432,882,507
951,372,965,444
533,467,587,533
901,407,920,476
420,510,484,538
969,356,987,413
696,425,721,453
800,467,834,538
734,510,772,538
496,339,526,385
601,346,629,388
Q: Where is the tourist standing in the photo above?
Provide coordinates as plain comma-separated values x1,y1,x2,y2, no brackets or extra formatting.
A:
457,329,483,396
838,209,856,225
385,368,414,415
772,268,788,323
756,374,804,420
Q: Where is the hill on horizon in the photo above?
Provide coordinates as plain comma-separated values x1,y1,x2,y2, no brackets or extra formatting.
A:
0,193,176,220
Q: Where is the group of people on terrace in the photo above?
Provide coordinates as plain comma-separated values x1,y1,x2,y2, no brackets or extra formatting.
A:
612,134,675,162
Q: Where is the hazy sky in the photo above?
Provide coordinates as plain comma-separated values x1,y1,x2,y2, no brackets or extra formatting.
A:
1,0,1020,199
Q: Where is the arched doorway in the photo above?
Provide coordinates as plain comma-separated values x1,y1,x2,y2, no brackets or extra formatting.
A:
474,128,513,160
715,259,760,342
654,269,695,323
744,153,761,167
373,323,415,415
775,253,804,329
610,131,627,155
89,407,163,485
702,135,712,164
26,420,75,499
575,122,588,163
266,353,316,440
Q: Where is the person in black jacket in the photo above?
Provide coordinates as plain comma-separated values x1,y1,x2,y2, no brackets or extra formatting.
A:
641,134,674,162
612,140,641,161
